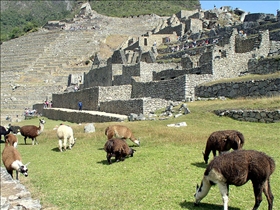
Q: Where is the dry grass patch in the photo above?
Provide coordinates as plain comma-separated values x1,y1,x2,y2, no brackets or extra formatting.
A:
1,98,279,210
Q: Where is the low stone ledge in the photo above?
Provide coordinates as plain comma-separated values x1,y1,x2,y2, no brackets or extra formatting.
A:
43,108,128,123
1,167,41,210
214,109,280,123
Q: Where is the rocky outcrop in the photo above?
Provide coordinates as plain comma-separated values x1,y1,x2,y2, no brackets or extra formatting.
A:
1,167,41,210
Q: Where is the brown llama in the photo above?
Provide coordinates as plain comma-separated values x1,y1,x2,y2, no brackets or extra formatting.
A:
105,125,140,146
195,150,275,210
203,130,245,164
104,138,136,164
20,119,46,145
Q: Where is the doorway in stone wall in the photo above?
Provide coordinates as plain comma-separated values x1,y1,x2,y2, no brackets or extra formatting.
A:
144,38,147,46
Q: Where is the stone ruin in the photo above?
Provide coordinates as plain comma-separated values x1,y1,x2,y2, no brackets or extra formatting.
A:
49,4,279,120
1,2,279,123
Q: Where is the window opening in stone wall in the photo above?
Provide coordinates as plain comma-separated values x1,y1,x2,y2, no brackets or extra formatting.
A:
144,38,147,46
160,78,165,80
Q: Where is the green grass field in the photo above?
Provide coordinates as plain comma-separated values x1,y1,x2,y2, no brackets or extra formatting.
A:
1,97,279,210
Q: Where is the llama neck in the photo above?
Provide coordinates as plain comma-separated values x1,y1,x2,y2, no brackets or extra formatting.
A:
38,124,45,134
11,160,23,171
195,177,212,202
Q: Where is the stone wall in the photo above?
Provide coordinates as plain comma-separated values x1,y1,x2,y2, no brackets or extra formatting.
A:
83,65,112,88
52,88,99,110
212,29,270,80
235,34,259,53
152,63,212,81
100,97,171,115
131,75,188,101
111,62,181,85
52,85,132,111
184,18,202,33
248,56,280,74
195,78,280,98
214,109,280,123
114,63,141,85
269,40,280,55
98,85,132,103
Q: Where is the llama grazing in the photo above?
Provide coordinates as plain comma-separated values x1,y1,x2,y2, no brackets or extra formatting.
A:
104,138,136,164
20,118,46,145
5,133,19,147
2,145,30,180
8,124,21,134
56,124,76,152
105,125,140,146
194,150,275,210
0,125,11,140
203,130,244,164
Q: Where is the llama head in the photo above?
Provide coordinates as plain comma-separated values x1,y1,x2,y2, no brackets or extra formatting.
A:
40,119,46,124
129,148,136,157
194,183,203,205
134,138,140,146
18,162,30,177
194,178,211,206
202,151,208,164
71,138,77,147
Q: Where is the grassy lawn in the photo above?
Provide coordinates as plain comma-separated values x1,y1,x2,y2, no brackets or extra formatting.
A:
1,97,279,210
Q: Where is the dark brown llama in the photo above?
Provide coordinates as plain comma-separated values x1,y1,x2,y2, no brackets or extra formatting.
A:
203,130,245,164
104,138,136,164
195,150,275,210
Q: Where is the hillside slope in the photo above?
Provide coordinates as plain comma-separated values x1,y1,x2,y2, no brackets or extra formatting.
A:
0,11,166,123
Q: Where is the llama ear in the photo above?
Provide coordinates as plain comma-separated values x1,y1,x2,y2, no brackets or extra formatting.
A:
202,151,205,155
25,162,30,166
196,184,199,189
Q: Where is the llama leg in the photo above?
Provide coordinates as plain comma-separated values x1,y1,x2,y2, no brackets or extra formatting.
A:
212,150,216,157
58,139,63,152
15,170,19,180
7,170,13,179
67,138,72,150
35,137,38,145
107,153,112,164
63,137,67,151
252,181,263,210
115,153,121,162
218,182,229,210
262,179,274,210
32,138,35,145
24,137,27,144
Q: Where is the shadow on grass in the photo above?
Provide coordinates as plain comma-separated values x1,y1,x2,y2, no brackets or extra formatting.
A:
97,159,110,165
0,139,5,144
17,142,35,146
191,162,207,169
179,200,240,210
51,147,61,152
